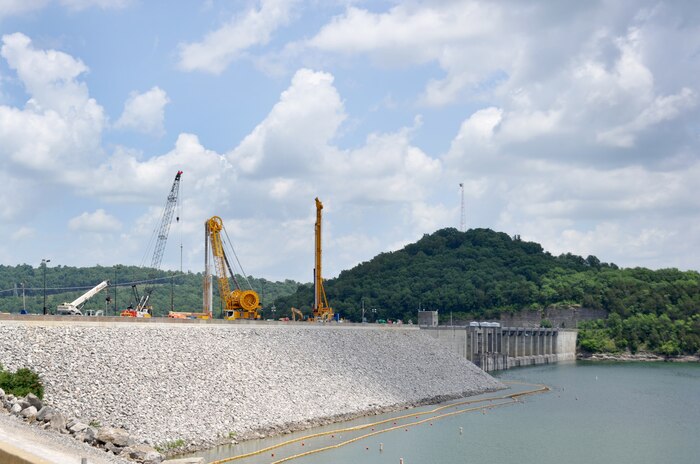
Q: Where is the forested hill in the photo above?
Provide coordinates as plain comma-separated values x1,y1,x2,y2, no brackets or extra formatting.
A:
276,227,614,319
275,228,700,355
0,264,299,318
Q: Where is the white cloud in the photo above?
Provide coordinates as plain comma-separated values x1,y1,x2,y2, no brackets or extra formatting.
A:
0,0,128,18
85,133,230,205
59,0,130,10
306,2,510,105
178,0,299,74
2,3,699,281
0,0,49,18
228,68,442,218
499,109,562,142
597,87,697,147
11,226,35,241
228,68,345,177
115,86,170,136
450,107,502,147
68,209,122,232
0,33,105,173
308,3,499,64
444,103,700,270
409,201,454,231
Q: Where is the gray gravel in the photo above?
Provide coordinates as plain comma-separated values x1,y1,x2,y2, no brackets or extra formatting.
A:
0,323,503,450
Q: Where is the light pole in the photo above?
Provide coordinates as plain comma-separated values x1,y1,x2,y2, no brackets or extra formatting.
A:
41,259,50,315
114,265,121,315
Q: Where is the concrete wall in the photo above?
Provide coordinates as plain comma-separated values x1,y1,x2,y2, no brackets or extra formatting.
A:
417,311,438,327
421,326,578,371
0,442,52,464
499,306,607,328
556,329,578,361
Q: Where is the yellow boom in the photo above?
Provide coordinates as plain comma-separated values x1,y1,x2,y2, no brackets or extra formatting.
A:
207,216,261,320
313,198,334,321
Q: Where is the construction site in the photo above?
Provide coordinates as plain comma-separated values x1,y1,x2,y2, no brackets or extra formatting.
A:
1,170,336,325
0,172,578,463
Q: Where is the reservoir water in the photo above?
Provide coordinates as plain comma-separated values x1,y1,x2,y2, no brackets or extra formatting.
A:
190,361,700,464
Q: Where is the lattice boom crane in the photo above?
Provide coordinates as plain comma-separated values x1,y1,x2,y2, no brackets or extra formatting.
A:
123,170,182,317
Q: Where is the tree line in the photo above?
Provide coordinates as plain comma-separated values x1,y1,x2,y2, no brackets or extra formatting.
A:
0,264,299,318
2,227,698,355
274,228,700,355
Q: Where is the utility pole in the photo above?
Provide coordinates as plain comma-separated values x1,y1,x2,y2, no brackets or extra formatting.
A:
114,265,120,315
41,258,50,315
22,282,26,313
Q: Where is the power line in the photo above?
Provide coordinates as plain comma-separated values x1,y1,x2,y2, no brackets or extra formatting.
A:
0,274,185,295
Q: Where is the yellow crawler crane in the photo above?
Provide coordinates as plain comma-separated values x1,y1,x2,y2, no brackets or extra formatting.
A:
312,198,334,322
206,216,261,320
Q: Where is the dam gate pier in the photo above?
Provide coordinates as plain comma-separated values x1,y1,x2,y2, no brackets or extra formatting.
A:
420,325,577,372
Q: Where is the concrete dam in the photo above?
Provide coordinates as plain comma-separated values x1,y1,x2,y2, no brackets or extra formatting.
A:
422,325,578,371
0,317,503,452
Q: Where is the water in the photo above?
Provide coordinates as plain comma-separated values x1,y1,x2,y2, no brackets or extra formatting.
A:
190,361,700,464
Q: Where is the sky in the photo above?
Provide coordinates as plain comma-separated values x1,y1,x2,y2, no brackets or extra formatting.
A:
0,0,699,283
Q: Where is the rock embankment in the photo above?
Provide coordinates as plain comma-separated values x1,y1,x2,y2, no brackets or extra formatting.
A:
1,390,163,462
0,323,503,452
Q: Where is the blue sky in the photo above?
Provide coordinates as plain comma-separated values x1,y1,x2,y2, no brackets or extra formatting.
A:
1,0,699,283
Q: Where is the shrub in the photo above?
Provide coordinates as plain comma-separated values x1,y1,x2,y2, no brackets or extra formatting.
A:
0,364,44,399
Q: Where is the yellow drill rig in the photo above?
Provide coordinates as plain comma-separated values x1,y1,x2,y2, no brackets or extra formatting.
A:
312,198,334,322
205,216,261,320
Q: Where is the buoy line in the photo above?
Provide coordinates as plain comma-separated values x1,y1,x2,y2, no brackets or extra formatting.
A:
210,381,549,464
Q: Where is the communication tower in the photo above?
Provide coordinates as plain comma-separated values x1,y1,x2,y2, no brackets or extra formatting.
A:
459,182,466,232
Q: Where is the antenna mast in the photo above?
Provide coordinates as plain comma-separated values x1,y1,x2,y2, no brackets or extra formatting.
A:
459,182,466,232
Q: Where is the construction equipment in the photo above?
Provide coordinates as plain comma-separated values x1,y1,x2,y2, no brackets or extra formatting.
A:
291,307,304,321
120,304,152,318
123,170,182,317
205,216,261,320
167,311,210,320
312,197,334,322
57,280,110,316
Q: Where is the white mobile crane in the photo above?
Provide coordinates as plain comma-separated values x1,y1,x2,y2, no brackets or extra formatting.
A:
57,280,110,316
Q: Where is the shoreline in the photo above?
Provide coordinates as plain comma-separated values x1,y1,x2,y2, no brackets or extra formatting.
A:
171,386,507,457
577,352,700,363
0,322,504,460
